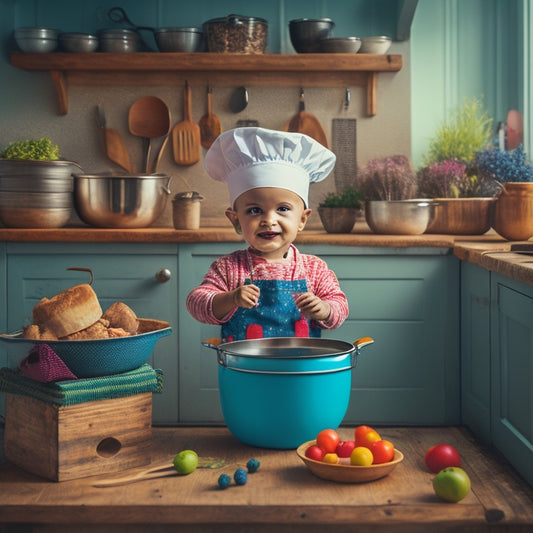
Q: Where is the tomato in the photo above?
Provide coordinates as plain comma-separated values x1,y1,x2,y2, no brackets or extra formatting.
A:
370,440,395,464
425,444,461,473
433,467,471,502
355,429,381,449
323,453,339,464
305,445,325,462
316,429,340,453
350,446,373,466
335,440,356,458
354,425,378,442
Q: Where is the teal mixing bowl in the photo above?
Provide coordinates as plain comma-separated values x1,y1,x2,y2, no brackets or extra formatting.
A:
204,336,373,449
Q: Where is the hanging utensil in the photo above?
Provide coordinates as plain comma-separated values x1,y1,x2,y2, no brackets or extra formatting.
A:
96,106,132,173
332,89,357,191
128,96,170,174
229,86,248,113
107,6,155,51
172,81,201,166
283,88,328,148
199,85,222,148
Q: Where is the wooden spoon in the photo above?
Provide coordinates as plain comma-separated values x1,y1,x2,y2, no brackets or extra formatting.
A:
96,106,132,173
172,81,201,166
199,85,222,149
128,96,170,173
283,88,328,148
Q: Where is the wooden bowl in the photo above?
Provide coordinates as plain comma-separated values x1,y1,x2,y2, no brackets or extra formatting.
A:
296,440,404,483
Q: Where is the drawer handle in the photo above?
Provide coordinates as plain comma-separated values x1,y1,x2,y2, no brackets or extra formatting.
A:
155,268,171,283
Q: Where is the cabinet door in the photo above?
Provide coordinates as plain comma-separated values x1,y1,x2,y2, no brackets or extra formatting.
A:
178,244,461,426
491,273,533,487
461,261,491,444
2,242,179,424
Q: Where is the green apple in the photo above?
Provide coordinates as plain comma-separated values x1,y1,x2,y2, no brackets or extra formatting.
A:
433,466,471,502
173,450,199,475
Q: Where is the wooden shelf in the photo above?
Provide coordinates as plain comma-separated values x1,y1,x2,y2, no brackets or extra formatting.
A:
10,51,402,116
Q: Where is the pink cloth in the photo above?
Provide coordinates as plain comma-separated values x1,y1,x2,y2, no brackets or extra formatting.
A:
18,344,78,383
186,245,349,330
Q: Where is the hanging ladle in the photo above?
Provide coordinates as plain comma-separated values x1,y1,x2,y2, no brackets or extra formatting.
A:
229,86,248,113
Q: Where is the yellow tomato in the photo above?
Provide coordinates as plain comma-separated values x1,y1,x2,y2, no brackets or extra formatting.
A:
323,452,339,464
350,446,374,466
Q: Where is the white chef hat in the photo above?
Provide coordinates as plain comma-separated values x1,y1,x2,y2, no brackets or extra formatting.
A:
204,127,336,208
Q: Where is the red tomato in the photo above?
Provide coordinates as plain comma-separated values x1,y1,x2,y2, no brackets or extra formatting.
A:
425,444,461,473
370,440,395,464
305,445,325,461
354,430,382,449
354,425,377,443
316,429,340,453
335,440,356,458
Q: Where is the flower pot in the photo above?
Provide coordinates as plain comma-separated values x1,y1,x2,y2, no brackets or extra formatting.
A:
425,198,497,235
492,182,533,240
318,206,359,233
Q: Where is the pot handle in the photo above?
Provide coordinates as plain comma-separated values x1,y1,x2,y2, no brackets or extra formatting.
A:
351,336,374,367
201,339,226,366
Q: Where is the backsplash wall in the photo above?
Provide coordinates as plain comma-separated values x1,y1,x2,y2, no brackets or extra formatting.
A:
0,0,410,228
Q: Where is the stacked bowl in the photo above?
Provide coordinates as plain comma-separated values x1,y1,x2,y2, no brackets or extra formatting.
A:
0,160,78,228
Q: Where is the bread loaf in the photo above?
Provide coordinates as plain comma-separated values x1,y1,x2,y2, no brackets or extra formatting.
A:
32,283,103,338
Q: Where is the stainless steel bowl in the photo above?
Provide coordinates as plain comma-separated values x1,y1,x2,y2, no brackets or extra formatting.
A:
0,206,71,228
98,28,140,52
289,18,335,53
0,160,78,192
359,36,392,54
14,27,59,53
365,200,436,235
73,173,172,228
59,32,99,53
320,37,361,53
155,27,203,52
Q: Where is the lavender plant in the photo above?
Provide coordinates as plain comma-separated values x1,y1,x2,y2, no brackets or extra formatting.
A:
475,145,533,183
357,155,418,201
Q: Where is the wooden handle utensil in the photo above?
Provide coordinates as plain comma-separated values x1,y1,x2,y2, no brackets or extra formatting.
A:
172,81,201,166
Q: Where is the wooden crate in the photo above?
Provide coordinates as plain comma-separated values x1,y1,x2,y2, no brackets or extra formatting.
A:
4,392,152,481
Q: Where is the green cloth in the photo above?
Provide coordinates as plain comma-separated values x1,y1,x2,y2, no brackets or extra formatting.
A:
0,363,163,406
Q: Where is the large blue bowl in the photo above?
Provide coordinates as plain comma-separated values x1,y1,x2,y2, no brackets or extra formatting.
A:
0,326,171,377
207,337,373,449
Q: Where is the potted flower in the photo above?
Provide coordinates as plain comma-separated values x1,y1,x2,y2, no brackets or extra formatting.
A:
417,98,499,235
318,187,364,233
476,145,533,240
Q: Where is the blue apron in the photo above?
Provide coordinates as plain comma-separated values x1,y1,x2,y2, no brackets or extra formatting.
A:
221,277,321,342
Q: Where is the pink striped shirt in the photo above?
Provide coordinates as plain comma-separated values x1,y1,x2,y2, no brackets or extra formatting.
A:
186,245,349,330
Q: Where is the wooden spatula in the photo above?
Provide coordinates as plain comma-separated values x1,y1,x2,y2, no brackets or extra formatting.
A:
96,106,132,173
199,85,222,149
283,88,328,148
172,81,201,166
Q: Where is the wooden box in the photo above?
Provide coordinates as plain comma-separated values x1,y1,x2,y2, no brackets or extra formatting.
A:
4,392,152,481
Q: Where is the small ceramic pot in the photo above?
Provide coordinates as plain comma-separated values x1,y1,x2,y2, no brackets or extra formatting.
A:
318,206,359,233
492,182,533,240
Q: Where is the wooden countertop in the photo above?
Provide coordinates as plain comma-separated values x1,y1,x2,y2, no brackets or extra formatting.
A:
1,426,532,532
2,224,533,287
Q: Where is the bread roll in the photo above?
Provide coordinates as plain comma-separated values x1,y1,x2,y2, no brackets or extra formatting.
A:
102,302,138,335
32,284,103,338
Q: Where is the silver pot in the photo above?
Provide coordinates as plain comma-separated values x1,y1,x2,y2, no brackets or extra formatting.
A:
73,173,171,228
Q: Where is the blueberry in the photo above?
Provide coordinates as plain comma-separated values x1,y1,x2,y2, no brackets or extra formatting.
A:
246,458,260,473
234,468,247,485
217,473,231,489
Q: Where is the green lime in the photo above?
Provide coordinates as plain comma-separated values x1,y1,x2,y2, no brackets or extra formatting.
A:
173,450,199,475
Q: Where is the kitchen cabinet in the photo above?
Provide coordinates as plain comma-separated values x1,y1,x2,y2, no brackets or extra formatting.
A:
9,52,402,116
0,242,179,424
178,243,461,426
460,261,491,445
491,273,533,488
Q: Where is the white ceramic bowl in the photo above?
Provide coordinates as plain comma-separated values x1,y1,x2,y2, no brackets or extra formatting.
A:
359,35,392,54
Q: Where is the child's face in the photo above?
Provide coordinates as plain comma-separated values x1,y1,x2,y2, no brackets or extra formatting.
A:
226,187,311,260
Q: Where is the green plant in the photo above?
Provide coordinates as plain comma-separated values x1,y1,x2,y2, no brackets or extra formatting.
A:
357,155,418,200
0,137,60,161
319,187,364,209
424,98,493,165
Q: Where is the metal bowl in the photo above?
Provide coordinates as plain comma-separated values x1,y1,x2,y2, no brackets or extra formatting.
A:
97,28,140,53
0,159,78,192
365,200,436,235
320,37,361,53
73,173,172,228
59,32,99,53
359,36,392,54
155,27,203,52
14,27,59,53
289,18,335,53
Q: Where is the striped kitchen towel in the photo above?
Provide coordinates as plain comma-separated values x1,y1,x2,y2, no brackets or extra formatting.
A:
0,363,163,406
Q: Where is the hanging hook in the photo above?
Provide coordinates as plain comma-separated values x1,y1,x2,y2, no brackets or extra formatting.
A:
67,267,94,285
344,88,351,110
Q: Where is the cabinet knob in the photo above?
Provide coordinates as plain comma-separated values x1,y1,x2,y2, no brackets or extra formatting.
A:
155,268,171,283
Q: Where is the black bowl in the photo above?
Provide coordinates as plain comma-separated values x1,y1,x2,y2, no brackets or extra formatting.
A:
289,18,335,53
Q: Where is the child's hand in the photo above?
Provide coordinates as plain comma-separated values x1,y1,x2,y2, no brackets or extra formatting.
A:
295,292,331,321
232,284,260,309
